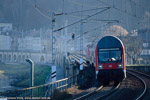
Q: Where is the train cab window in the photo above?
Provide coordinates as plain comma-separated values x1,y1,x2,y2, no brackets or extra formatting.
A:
110,51,121,61
98,48,121,63
98,51,109,62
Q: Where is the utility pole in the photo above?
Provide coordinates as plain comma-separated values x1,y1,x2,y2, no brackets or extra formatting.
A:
75,27,79,52
52,12,55,65
80,22,83,70
51,12,57,82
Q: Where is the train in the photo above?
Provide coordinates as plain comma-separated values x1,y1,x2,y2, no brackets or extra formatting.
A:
87,36,126,84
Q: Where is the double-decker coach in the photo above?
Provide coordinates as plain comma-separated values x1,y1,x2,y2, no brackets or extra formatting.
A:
94,36,126,84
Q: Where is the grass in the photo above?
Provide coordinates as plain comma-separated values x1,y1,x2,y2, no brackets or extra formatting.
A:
0,64,51,87
0,64,27,76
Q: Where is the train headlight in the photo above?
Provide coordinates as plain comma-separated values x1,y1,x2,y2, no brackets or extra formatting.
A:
98,64,103,69
118,64,123,68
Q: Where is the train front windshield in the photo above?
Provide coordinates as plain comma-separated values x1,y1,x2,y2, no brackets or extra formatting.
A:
98,48,122,62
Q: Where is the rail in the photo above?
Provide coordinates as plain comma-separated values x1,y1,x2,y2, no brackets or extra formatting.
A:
74,86,103,100
0,75,78,99
95,83,120,100
127,70,147,100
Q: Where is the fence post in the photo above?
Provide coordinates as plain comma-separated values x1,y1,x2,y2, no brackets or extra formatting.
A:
26,58,34,97
38,88,40,97
23,90,26,100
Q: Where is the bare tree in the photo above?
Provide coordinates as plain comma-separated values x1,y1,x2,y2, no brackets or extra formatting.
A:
104,25,128,36
104,25,144,64
122,36,143,64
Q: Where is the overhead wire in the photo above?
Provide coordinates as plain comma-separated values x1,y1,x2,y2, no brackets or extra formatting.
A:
66,0,102,8
27,3,112,27
27,0,112,24
68,21,116,42
97,0,150,31
33,5,52,20
54,6,112,24
90,19,119,22
30,1,110,22
54,7,110,32
61,13,119,24
27,0,52,20
97,0,141,19
60,6,109,15
27,0,118,33
25,0,148,26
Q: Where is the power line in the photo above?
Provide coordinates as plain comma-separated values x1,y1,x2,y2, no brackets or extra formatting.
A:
27,1,52,20
97,0,141,19
30,4,111,26
90,19,119,23
28,0,112,24
54,7,112,24
33,5,52,20
97,0,149,31
68,21,115,42
66,0,102,8
30,2,110,22
55,6,109,16
61,12,118,24
54,7,110,32
29,1,119,32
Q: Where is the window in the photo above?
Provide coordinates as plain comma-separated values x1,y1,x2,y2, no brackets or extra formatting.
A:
110,51,121,61
14,55,16,61
98,48,122,63
143,43,148,48
98,51,109,62
8,55,11,61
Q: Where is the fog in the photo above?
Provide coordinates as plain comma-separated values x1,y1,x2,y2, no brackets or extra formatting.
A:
0,0,150,64
0,0,149,30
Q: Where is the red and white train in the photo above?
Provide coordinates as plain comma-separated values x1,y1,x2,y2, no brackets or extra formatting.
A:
87,36,126,84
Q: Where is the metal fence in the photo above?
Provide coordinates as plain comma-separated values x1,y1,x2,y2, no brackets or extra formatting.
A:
0,75,77,99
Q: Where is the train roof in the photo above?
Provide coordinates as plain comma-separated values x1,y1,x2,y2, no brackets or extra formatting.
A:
97,36,124,49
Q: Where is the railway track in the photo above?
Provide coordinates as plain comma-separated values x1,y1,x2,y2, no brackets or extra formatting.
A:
68,54,121,100
74,70,149,100
68,54,150,99
74,82,120,100
127,71,147,100
95,83,120,100
74,86,103,100
127,69,150,100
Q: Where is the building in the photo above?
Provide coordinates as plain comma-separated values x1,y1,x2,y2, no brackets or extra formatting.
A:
0,35,11,50
18,36,42,52
0,50,51,64
0,28,52,64
0,23,12,34
138,28,150,64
